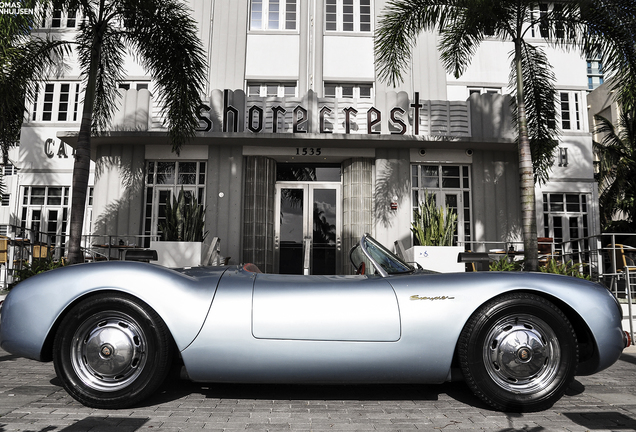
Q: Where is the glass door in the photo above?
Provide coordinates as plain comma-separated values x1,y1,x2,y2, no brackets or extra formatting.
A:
275,183,341,275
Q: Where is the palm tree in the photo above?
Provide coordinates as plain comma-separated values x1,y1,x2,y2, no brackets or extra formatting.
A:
0,2,66,166
594,99,636,232
375,0,636,271
38,0,207,263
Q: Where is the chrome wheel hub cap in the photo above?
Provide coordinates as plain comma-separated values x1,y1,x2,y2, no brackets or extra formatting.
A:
71,312,147,392
483,314,560,394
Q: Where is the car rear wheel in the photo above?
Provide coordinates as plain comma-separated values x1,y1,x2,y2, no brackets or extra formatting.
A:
53,293,173,409
458,292,578,412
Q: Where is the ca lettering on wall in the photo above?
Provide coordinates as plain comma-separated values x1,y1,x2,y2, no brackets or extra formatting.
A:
44,138,74,159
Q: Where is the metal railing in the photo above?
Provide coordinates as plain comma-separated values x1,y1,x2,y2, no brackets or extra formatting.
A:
0,228,228,289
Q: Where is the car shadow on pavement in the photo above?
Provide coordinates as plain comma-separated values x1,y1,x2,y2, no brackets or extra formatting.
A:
140,378,491,410
619,351,636,366
0,353,21,362
563,412,636,430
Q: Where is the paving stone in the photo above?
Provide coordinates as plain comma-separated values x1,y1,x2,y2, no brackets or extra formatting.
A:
2,347,636,430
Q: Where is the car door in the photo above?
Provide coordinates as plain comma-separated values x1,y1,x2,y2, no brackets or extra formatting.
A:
252,274,401,342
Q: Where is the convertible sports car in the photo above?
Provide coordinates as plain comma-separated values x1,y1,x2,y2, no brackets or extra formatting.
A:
0,234,628,412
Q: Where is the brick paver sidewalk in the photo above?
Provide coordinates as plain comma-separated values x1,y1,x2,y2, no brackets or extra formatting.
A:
2,346,636,431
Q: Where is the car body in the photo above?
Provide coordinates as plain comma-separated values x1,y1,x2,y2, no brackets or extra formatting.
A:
0,234,628,411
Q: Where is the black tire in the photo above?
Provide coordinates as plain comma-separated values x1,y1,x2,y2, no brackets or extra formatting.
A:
53,293,173,409
458,292,578,412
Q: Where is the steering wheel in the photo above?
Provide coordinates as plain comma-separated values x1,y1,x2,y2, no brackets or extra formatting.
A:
355,262,366,275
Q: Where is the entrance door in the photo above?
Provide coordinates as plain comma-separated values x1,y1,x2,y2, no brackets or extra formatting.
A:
275,183,341,275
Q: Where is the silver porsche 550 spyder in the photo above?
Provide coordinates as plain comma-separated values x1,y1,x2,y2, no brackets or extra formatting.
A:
0,234,628,412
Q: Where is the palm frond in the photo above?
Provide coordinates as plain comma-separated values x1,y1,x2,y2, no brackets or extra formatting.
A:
579,0,636,82
510,42,558,184
593,106,636,228
439,0,516,78
375,0,450,86
121,0,207,153
76,17,125,133
0,7,69,149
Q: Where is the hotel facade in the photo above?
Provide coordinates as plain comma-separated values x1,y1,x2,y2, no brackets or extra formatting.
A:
6,0,600,274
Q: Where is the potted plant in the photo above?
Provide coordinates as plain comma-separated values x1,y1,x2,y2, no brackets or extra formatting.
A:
405,192,464,272
150,189,208,267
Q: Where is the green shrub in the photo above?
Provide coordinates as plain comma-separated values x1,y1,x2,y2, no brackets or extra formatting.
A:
159,188,207,242
488,257,590,280
411,192,457,246
12,258,65,286
489,257,523,272
540,259,590,280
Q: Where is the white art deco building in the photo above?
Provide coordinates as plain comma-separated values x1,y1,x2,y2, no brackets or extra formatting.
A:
7,0,599,274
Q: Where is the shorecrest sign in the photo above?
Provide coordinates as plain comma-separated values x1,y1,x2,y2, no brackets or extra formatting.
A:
196,89,471,138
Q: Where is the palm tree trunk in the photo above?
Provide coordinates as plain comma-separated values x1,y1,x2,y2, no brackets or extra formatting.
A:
515,41,539,271
67,40,100,264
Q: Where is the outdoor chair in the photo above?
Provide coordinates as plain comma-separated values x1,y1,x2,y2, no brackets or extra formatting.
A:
606,244,636,298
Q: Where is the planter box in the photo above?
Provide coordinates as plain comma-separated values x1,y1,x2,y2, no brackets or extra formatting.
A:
150,241,202,268
405,245,465,273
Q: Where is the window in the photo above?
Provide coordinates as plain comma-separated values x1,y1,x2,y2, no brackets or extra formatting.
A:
247,82,297,97
531,3,570,39
143,161,207,245
324,83,373,99
31,82,81,122
19,186,85,257
411,165,472,246
41,9,79,28
58,84,70,121
118,82,150,91
468,87,501,97
559,91,581,130
250,0,297,30
587,57,604,90
42,84,54,121
3,163,17,176
325,0,372,32
543,193,590,264
1,194,9,206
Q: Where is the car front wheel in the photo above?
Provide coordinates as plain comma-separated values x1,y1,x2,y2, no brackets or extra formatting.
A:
458,292,578,412
53,293,173,408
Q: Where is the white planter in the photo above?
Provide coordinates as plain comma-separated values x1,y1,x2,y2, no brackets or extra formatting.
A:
405,245,465,273
150,241,202,268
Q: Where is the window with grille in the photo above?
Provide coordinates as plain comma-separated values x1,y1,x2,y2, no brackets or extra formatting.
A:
324,83,373,99
143,161,207,245
411,165,472,246
42,9,80,28
542,193,590,263
325,0,372,32
559,91,581,130
31,82,81,122
247,82,298,97
19,186,90,257
250,0,297,30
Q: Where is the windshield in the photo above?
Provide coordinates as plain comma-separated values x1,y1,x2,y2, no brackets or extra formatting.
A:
350,234,414,276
